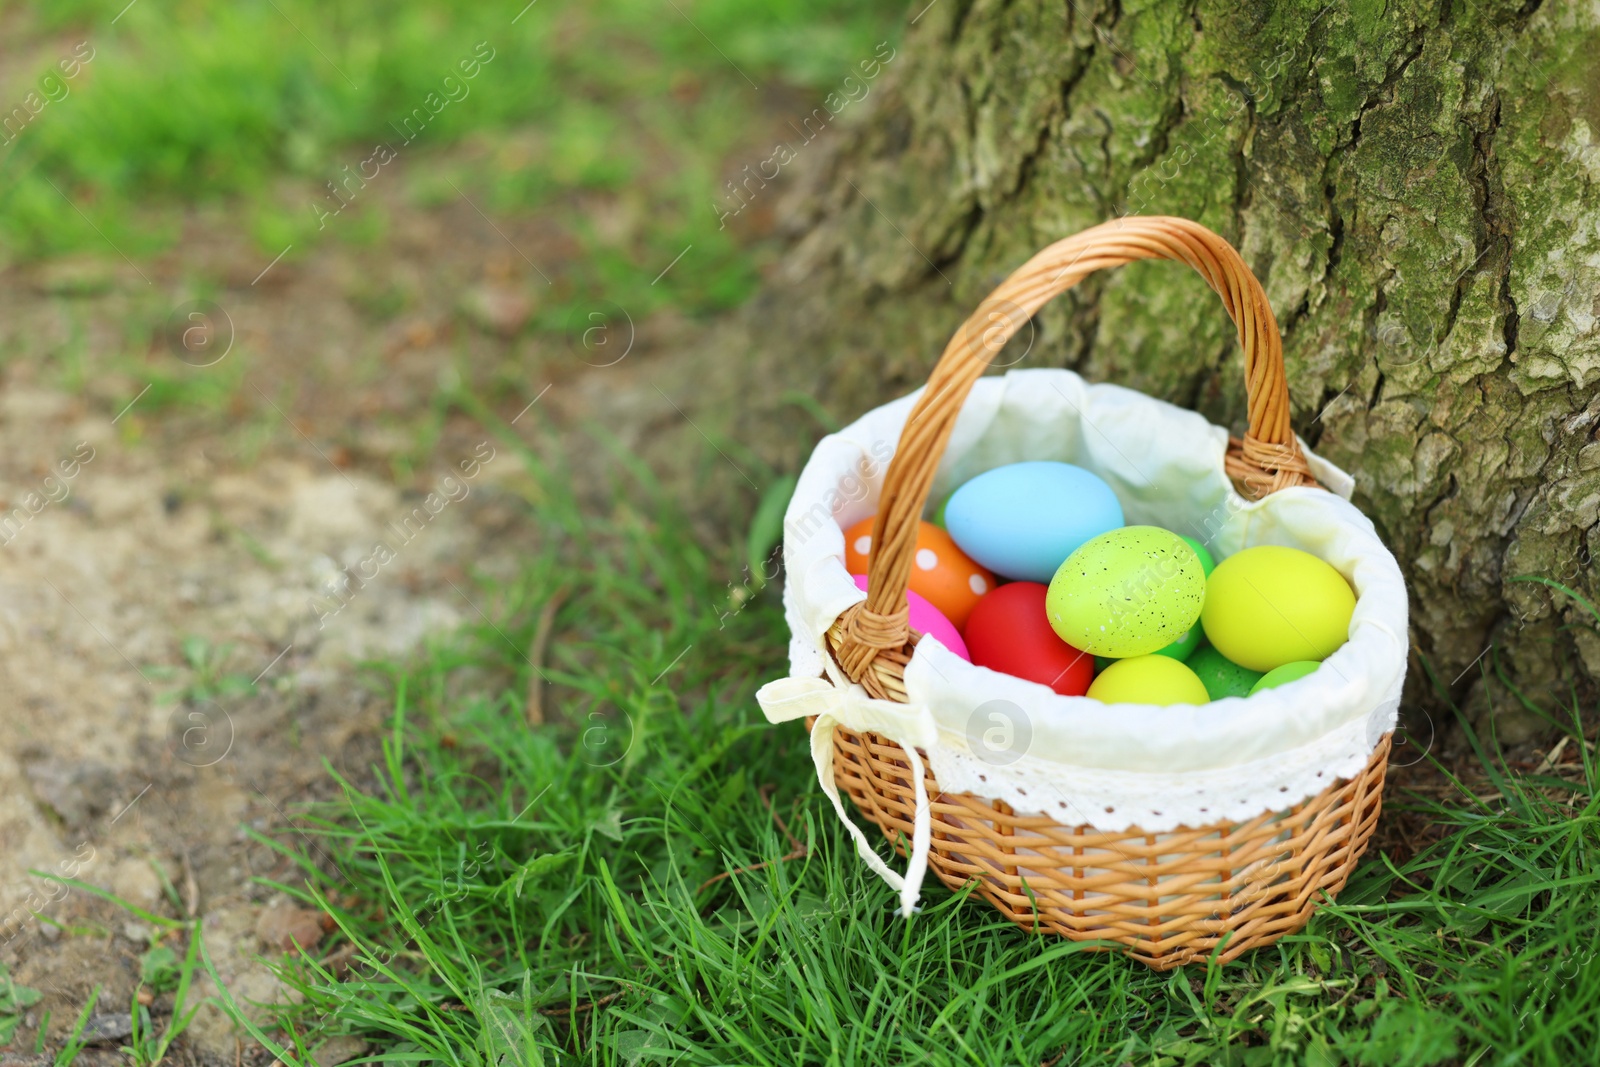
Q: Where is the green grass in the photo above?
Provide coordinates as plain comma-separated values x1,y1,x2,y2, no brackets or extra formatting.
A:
183,409,1600,1066
21,871,208,1064
0,963,43,1049
8,1,1598,1060
0,0,905,318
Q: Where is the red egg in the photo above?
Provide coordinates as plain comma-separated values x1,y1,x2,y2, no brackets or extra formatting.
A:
965,582,1095,696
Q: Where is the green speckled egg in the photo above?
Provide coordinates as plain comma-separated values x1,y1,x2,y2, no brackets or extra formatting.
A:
1046,526,1207,658
1187,643,1264,700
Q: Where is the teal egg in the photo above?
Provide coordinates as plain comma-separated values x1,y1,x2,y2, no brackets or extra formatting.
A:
1186,643,1263,700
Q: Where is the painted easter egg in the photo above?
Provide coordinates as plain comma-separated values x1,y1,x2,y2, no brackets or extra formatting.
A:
1248,660,1321,695
1186,644,1264,700
1201,546,1356,672
844,517,994,630
1152,622,1202,662
1150,538,1212,664
944,462,1124,582
850,574,970,661
1046,526,1206,658
1182,536,1216,577
931,489,955,529
965,582,1094,696
1086,655,1209,706
1107,620,1201,668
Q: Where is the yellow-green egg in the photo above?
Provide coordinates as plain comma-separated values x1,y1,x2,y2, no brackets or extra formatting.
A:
1086,655,1209,706
1248,660,1321,694
1201,545,1355,672
1047,526,1206,658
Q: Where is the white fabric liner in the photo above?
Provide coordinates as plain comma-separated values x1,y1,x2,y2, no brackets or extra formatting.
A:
756,368,1408,916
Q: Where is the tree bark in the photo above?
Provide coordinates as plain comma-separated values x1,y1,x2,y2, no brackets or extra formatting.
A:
706,0,1600,738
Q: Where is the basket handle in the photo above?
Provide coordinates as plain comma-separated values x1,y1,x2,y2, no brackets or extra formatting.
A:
831,216,1319,699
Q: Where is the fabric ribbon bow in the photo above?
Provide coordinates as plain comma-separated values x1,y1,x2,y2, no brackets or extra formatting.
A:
755,675,939,917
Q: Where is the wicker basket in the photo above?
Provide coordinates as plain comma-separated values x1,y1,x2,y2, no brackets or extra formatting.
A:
818,216,1391,969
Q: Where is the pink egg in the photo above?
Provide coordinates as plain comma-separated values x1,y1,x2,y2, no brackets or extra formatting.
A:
851,574,970,662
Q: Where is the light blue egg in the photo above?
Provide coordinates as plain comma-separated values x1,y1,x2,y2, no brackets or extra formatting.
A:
944,461,1124,582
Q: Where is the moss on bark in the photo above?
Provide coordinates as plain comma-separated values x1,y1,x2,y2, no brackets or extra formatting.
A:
703,0,1600,736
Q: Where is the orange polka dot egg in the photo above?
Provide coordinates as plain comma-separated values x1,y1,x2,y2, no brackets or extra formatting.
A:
843,517,994,631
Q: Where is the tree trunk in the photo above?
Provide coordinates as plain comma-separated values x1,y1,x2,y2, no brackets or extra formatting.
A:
705,0,1600,740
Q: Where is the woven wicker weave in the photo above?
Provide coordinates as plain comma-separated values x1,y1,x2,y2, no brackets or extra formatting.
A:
821,216,1388,967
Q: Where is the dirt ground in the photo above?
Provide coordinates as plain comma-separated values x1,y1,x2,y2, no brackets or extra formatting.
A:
0,161,737,1061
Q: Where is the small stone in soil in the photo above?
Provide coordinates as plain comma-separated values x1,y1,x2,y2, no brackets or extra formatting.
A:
83,1012,135,1044
255,901,328,952
460,283,532,337
21,757,117,826
314,1036,371,1066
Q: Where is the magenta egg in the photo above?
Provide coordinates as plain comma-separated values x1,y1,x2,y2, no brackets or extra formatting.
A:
851,574,970,662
